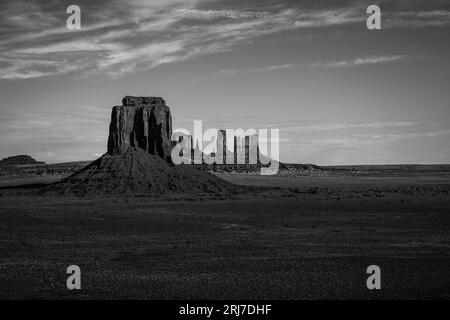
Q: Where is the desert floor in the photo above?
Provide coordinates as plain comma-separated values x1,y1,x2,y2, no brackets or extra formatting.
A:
0,175,449,299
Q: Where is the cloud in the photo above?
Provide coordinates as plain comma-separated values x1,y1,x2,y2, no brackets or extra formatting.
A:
204,63,296,79
278,121,438,131
2,1,301,79
312,55,409,68
278,120,449,148
177,9,270,20
385,10,450,28
260,64,295,71
0,0,448,80
274,120,450,164
294,7,364,28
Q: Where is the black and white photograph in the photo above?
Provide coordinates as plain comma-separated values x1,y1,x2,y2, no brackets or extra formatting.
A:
0,0,449,308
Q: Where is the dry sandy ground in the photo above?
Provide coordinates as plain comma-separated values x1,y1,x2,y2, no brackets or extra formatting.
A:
0,175,449,299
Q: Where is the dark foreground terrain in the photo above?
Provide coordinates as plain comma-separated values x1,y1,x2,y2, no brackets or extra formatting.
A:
0,174,449,299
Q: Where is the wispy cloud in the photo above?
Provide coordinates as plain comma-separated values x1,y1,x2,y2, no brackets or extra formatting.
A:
203,63,296,79
275,121,438,131
312,55,409,68
385,10,450,28
0,0,447,80
277,121,449,149
276,120,450,164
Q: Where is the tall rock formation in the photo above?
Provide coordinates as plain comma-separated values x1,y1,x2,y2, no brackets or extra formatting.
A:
40,95,242,196
107,96,173,160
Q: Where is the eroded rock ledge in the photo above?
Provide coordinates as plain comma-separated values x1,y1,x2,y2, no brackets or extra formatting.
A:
107,96,172,160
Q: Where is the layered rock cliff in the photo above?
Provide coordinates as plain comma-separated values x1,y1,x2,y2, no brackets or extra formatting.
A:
107,96,172,160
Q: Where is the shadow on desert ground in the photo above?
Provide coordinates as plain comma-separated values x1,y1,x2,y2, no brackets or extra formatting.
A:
0,174,449,299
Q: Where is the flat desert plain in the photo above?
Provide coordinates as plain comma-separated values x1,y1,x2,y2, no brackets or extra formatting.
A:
0,174,449,299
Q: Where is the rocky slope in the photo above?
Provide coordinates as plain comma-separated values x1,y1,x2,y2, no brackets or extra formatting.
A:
44,147,237,196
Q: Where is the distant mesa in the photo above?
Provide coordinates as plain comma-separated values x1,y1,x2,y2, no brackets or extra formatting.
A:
0,155,45,166
0,155,47,179
176,130,273,166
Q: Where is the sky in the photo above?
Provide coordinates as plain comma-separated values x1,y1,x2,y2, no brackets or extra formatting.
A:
0,0,449,165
